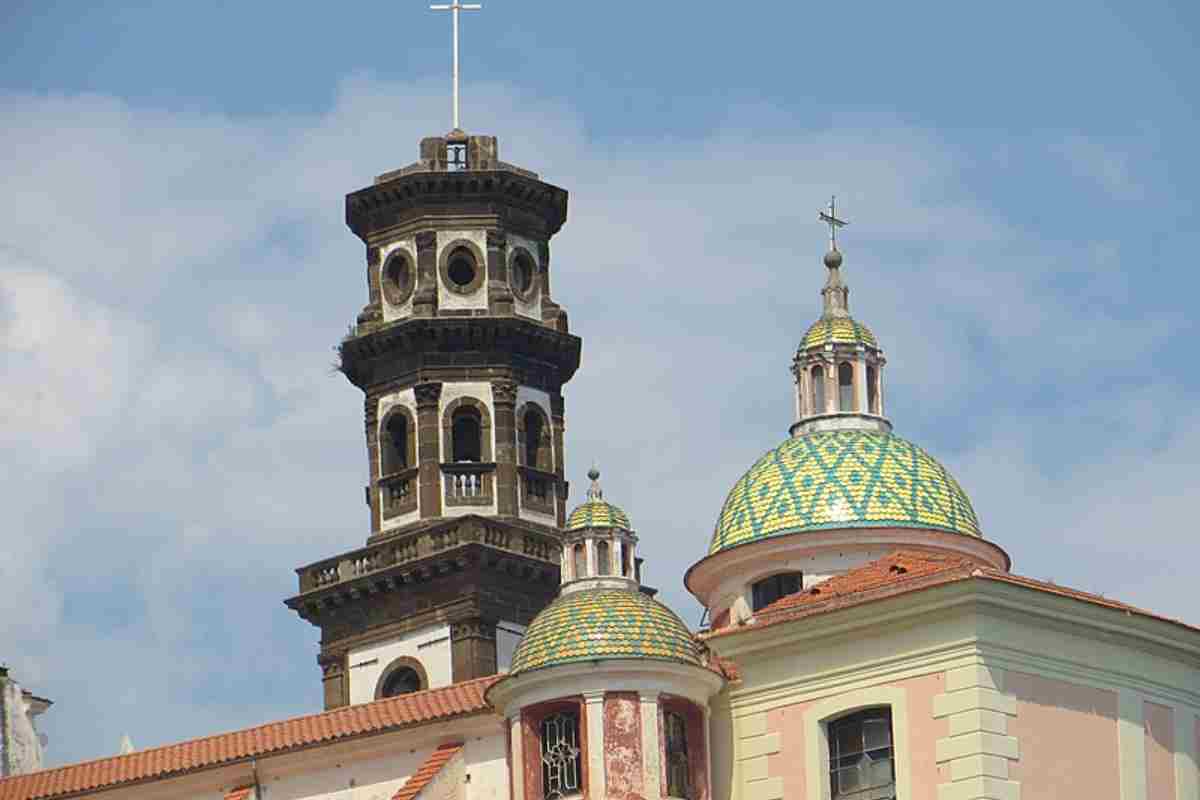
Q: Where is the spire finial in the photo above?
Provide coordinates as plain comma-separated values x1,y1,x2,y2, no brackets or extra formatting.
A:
818,196,851,316
819,195,848,253
430,1,483,131
586,465,603,500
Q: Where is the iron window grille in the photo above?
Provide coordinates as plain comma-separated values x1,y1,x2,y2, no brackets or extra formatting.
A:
665,711,691,798
828,708,895,800
541,712,582,799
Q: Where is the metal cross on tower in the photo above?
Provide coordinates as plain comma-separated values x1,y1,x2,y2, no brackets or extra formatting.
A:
430,1,483,131
819,195,849,251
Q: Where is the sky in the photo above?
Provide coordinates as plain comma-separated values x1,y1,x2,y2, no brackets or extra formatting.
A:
2,0,1199,769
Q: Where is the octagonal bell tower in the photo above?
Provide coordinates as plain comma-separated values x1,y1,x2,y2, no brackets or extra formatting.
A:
287,130,580,710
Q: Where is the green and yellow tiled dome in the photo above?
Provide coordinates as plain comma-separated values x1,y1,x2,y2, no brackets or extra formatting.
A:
709,429,982,555
508,589,702,675
800,315,878,350
565,498,631,531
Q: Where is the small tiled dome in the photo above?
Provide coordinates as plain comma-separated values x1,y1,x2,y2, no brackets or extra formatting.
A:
710,429,982,556
508,589,702,675
800,316,878,350
565,467,631,531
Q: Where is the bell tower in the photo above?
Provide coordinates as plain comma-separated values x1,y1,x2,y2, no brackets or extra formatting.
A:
285,130,580,710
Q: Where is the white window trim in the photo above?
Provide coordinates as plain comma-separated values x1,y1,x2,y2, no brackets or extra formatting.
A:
803,685,911,800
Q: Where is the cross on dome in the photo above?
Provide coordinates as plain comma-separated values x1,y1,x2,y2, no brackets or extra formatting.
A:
429,1,483,131
818,195,849,252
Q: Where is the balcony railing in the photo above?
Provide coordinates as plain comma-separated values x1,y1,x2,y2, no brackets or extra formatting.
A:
442,461,495,507
518,465,557,515
379,467,419,519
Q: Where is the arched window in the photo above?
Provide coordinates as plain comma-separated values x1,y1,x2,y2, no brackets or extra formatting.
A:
524,408,545,468
665,711,691,798
596,540,611,576
622,543,631,577
752,572,802,611
867,365,879,414
375,658,427,699
811,365,826,414
829,708,894,799
380,412,410,475
573,543,586,579
541,712,582,799
838,362,855,412
451,408,482,462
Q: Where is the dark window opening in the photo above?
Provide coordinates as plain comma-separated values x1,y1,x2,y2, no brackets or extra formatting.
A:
380,666,422,698
541,712,582,800
446,143,468,171
829,708,895,800
383,253,413,305
381,414,408,474
512,251,536,296
838,362,855,412
752,572,803,611
596,540,611,576
524,409,544,468
573,543,587,579
447,247,477,288
452,408,482,462
811,365,826,414
867,365,879,414
665,711,691,798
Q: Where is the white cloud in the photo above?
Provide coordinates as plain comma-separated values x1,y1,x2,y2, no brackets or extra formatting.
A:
0,80,1193,768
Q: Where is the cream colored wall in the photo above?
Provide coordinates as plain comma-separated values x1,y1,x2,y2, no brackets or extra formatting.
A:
436,230,488,311
346,622,453,703
709,581,1200,800
378,239,416,322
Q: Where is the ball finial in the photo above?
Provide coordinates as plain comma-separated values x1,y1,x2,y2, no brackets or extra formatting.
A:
587,466,601,481
824,248,843,269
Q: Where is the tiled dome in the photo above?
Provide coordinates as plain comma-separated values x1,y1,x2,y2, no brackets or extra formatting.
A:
800,316,878,350
565,499,631,531
709,429,982,556
508,589,701,675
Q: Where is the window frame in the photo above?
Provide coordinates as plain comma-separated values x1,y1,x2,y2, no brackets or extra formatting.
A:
522,698,588,800
373,656,428,700
751,571,803,612
803,687,911,800
828,708,895,799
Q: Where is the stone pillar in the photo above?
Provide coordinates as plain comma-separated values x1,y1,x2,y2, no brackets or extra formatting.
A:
854,353,868,414
876,362,886,416
639,692,663,800
584,692,607,800
413,230,438,318
487,230,515,316
824,356,838,414
318,651,348,711
450,619,497,681
550,393,567,527
491,380,519,516
364,395,382,533
415,382,443,519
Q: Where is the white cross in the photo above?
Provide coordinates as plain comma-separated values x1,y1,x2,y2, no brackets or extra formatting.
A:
818,195,849,250
430,1,483,131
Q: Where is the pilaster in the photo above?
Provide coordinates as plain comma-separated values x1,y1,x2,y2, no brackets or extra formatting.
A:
415,382,444,519
1118,689,1147,800
487,229,515,316
640,692,663,800
1175,707,1199,800
491,379,519,516
509,715,525,800
550,393,567,527
933,664,1020,800
413,230,438,318
853,353,868,413
450,618,497,682
585,692,607,800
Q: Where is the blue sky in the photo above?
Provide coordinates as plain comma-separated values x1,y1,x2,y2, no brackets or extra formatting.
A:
2,0,1199,769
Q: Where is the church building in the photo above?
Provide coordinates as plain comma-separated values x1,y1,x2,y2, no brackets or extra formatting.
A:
2,94,1199,800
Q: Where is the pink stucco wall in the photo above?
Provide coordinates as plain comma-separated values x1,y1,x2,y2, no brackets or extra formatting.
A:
1144,701,1176,800
764,673,949,800
1005,671,1119,800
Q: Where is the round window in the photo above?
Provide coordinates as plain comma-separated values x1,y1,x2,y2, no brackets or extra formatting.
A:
382,252,415,306
447,247,477,288
510,250,536,298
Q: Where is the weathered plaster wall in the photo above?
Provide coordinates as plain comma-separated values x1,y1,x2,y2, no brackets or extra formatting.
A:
1004,670,1120,800
763,672,946,800
346,622,452,703
0,679,44,777
1144,701,1176,800
604,692,643,800
464,735,509,800
378,239,417,322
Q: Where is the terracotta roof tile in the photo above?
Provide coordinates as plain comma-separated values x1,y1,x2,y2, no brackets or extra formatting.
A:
224,787,254,800
702,550,1200,639
391,742,463,800
0,677,498,800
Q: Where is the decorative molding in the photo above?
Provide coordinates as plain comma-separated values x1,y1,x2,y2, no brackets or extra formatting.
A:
933,665,1019,800
414,382,443,408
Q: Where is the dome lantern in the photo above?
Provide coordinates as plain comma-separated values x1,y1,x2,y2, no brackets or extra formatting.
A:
791,197,891,436
560,467,640,594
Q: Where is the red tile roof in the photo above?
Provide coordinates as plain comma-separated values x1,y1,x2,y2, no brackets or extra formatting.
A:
390,742,463,800
703,551,1200,639
223,787,255,800
0,677,499,800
